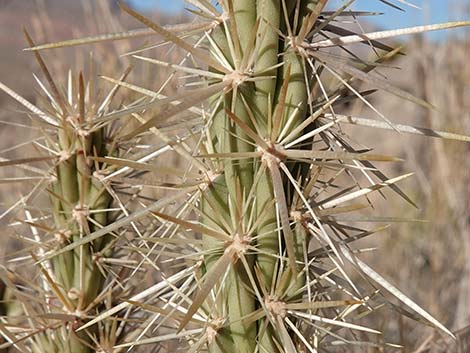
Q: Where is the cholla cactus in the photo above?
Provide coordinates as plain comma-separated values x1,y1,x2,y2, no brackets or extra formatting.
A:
1,1,469,352
0,32,130,352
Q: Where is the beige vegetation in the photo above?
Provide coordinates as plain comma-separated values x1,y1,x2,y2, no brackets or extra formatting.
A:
0,1,469,352
343,36,470,352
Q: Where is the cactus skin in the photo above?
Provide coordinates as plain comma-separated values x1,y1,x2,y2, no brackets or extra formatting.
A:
43,73,116,353
1,1,468,352
197,2,324,352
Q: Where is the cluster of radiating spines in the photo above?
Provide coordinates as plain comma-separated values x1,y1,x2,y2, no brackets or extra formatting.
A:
0,28,146,352
1,0,469,352
70,2,463,352
37,50,122,353
73,1,467,352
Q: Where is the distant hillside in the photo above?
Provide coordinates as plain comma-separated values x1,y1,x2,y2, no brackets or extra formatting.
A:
0,0,88,101
0,0,185,105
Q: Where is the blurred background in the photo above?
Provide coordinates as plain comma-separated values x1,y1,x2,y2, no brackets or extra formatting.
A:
0,0,468,351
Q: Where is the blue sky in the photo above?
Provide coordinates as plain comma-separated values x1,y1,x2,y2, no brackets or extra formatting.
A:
129,0,186,14
129,0,469,40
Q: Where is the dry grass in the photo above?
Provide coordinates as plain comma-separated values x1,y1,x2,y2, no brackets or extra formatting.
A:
355,36,470,352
